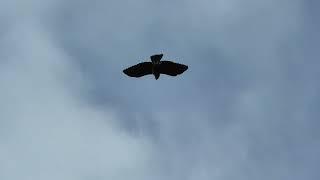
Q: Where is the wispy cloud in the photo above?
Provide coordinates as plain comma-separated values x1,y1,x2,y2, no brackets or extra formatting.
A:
0,7,154,179
1,0,319,180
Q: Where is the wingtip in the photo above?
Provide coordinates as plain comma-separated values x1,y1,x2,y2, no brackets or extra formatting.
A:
123,69,129,76
183,64,188,72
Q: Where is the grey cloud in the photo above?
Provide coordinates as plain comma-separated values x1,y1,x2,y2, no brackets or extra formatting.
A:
0,9,155,180
1,0,320,180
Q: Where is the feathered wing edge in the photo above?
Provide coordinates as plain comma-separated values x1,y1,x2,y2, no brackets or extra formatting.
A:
123,62,153,77
158,60,188,76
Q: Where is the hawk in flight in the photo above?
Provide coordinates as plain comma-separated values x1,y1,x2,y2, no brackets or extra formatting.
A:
123,54,188,80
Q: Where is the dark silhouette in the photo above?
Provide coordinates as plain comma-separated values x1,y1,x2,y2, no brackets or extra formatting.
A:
123,54,188,80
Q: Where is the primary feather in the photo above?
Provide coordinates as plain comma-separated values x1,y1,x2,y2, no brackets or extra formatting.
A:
158,61,188,76
123,62,153,77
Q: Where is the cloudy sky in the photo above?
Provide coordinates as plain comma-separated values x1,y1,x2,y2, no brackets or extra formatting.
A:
0,0,319,179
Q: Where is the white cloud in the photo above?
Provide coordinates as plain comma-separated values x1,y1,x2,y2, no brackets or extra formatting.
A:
1,0,318,180
0,15,154,180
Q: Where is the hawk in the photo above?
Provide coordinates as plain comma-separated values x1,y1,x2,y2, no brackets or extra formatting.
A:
123,54,188,80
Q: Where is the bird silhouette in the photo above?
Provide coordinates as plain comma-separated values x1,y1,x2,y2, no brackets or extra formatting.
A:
123,54,188,80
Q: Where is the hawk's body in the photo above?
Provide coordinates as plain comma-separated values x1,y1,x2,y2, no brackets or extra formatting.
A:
123,54,188,80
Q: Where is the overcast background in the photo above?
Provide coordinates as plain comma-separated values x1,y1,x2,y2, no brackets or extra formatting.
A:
0,0,319,179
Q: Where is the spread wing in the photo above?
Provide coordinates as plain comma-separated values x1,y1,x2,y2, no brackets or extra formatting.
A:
123,62,153,78
150,54,163,63
158,61,188,76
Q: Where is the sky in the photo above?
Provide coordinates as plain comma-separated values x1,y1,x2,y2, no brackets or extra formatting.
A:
0,0,319,179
